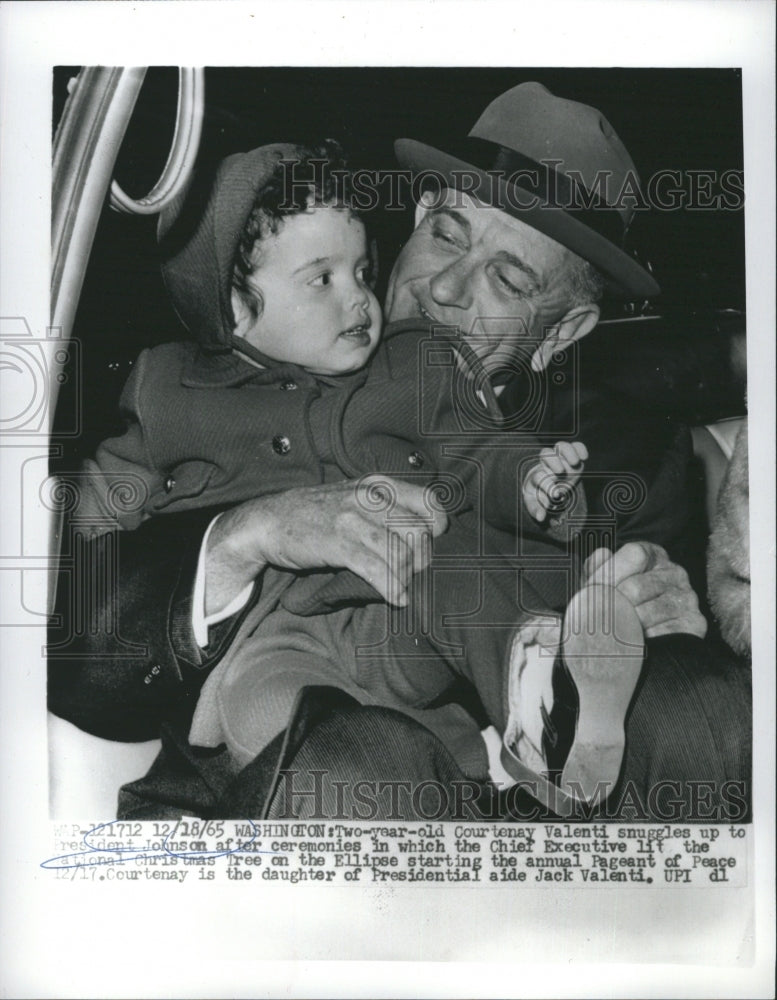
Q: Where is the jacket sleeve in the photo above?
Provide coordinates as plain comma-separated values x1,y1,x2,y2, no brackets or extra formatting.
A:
76,350,166,534
614,425,694,563
47,507,258,742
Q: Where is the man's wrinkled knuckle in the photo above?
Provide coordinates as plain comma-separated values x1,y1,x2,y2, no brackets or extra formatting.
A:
619,541,644,562
674,565,691,590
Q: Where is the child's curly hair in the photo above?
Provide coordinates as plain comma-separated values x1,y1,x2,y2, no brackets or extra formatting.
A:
232,139,368,319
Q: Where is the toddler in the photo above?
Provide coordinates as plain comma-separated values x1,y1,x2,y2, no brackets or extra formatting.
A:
77,141,588,777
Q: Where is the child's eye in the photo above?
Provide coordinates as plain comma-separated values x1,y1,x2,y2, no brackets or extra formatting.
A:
310,272,332,287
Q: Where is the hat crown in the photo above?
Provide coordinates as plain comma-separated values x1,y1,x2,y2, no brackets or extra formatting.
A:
394,80,659,298
469,82,639,226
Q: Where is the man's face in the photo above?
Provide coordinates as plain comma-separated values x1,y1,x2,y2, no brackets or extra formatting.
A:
384,189,582,372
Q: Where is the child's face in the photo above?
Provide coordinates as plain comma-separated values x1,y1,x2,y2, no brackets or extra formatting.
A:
232,207,381,375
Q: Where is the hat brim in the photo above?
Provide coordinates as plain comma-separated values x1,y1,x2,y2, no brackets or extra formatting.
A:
395,138,660,300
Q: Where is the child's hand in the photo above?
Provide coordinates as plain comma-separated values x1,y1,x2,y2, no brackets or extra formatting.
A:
523,441,588,523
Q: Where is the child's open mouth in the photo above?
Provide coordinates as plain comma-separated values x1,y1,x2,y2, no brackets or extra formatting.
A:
340,323,371,344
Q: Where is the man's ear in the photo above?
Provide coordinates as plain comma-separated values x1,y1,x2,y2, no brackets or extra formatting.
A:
231,287,262,338
531,302,600,372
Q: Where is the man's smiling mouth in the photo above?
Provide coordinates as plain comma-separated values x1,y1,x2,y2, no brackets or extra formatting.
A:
417,301,465,337
418,301,444,325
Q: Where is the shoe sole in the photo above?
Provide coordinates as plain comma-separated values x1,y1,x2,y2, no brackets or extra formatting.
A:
559,584,645,806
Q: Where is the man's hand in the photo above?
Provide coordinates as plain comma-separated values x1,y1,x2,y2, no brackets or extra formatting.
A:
583,542,707,639
522,441,588,523
204,476,448,617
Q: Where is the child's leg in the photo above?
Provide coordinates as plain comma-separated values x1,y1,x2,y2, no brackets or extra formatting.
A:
373,527,646,811
200,517,573,778
215,605,369,769
212,597,482,770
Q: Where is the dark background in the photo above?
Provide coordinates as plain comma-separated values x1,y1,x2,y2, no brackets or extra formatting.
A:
52,67,746,463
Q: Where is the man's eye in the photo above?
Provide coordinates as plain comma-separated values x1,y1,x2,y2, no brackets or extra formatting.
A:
491,267,529,298
495,272,522,295
310,272,332,287
430,221,466,250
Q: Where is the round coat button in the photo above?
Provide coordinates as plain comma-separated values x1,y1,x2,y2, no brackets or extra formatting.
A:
164,476,176,493
272,435,292,455
279,379,298,391
408,451,424,468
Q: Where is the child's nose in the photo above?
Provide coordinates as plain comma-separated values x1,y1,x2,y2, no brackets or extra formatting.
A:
349,281,371,313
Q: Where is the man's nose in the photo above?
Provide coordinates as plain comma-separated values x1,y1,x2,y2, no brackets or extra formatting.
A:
429,257,475,310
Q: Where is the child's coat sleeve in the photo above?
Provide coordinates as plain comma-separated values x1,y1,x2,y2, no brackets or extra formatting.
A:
76,350,165,533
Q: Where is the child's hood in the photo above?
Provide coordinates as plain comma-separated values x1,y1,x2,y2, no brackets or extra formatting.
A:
157,143,303,351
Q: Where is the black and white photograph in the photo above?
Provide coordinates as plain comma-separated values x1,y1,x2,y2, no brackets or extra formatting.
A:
1,2,774,998
47,63,752,820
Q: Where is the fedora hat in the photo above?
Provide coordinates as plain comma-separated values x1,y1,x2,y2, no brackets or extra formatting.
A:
395,82,659,299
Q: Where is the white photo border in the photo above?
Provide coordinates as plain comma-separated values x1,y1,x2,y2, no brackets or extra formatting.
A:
0,2,774,998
